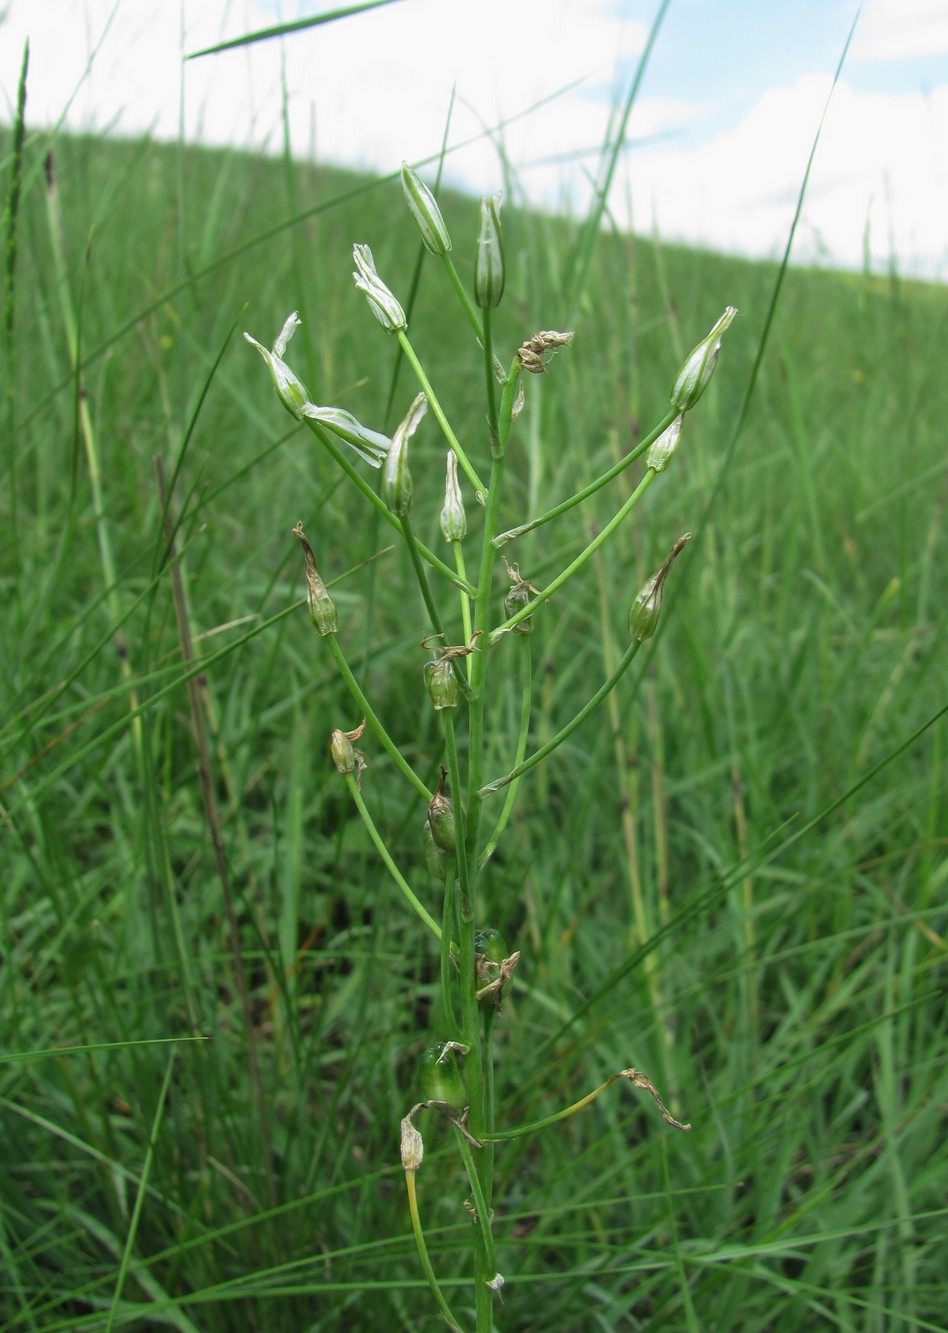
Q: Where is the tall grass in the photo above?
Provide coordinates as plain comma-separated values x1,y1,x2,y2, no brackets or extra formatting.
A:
2,50,946,1333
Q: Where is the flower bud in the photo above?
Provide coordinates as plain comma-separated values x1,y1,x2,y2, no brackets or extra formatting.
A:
645,413,684,473
292,521,337,635
439,451,467,543
419,1043,467,1110
244,311,311,419
475,192,505,309
352,243,407,332
384,391,426,516
423,819,449,881
301,404,389,468
628,534,692,642
424,656,459,711
670,306,737,412
401,162,452,256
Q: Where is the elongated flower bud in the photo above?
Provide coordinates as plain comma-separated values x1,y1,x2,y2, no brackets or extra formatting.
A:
352,243,407,332
384,391,426,516
401,162,452,256
670,306,737,412
475,192,505,309
292,521,337,635
439,451,466,542
419,1043,467,1110
244,311,310,418
629,534,692,641
646,413,684,473
301,404,389,468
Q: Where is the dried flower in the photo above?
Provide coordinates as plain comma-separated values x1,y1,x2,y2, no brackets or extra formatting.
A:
292,521,337,635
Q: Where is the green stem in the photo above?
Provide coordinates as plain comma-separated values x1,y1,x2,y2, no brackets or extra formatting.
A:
493,406,679,547
440,871,460,1038
453,1123,497,1278
396,330,488,496
401,515,445,640
479,632,532,864
405,1171,465,1333
489,468,658,642
481,307,498,443
325,633,432,802
479,638,642,795
344,773,447,945
452,543,474,667
441,252,483,340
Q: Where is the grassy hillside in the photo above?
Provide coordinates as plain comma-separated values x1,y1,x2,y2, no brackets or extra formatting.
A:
2,121,946,1332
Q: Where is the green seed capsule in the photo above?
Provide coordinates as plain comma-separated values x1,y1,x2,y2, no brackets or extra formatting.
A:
427,789,456,852
424,657,459,711
474,927,507,965
423,818,448,881
419,1043,467,1110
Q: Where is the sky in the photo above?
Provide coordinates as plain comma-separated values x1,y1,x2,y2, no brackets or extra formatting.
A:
2,0,947,281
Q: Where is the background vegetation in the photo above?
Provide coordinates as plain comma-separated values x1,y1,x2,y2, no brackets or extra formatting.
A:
2,101,946,1330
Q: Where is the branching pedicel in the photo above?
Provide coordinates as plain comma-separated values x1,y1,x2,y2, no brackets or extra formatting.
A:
247,163,736,1332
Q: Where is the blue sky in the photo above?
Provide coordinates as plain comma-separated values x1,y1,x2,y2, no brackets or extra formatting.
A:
2,0,946,280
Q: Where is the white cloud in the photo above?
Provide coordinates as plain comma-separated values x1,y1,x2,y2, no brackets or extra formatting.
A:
619,74,948,278
853,0,948,61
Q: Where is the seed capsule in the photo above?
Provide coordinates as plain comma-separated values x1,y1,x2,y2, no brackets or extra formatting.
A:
419,1043,467,1110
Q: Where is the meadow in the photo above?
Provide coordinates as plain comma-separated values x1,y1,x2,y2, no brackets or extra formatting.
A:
1,85,946,1332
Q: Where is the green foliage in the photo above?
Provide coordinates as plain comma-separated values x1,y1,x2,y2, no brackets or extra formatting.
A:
1,115,946,1332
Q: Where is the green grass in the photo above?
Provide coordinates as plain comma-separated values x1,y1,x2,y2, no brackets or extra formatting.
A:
2,102,946,1332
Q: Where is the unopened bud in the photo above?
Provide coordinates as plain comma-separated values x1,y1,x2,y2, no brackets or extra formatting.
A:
352,243,407,332
629,534,692,642
645,413,684,473
670,306,737,412
292,521,337,635
384,391,426,516
424,656,459,711
401,162,452,256
439,451,467,542
475,192,505,309
244,311,311,419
